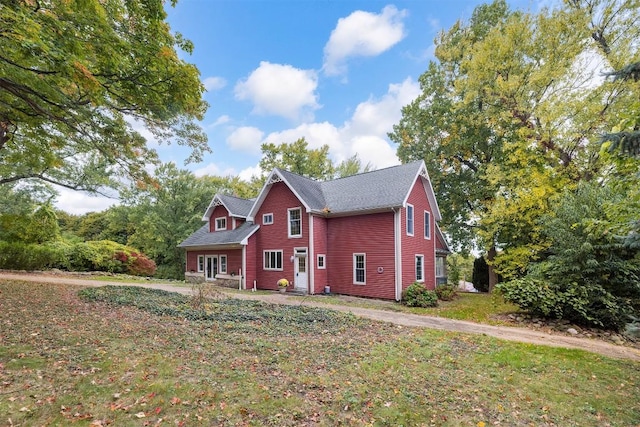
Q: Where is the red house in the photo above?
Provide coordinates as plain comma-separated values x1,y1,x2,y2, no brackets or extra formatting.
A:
179,160,449,300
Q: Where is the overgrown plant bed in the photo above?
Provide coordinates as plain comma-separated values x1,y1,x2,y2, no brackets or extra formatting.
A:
1,280,640,426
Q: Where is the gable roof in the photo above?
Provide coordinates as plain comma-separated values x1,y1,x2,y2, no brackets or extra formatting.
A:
178,222,259,248
202,193,254,221
247,160,441,221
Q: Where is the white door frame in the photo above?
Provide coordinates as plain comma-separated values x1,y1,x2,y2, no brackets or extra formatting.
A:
294,247,308,291
205,255,218,281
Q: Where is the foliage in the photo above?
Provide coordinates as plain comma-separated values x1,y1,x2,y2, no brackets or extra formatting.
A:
389,0,640,277
78,286,355,332
259,138,336,181
472,256,490,293
435,284,458,301
22,203,60,244
3,280,640,426
0,239,155,275
123,163,231,279
401,282,438,307
499,182,640,330
446,253,474,286
0,0,208,194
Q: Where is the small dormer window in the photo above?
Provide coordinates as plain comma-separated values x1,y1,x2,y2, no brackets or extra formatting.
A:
263,213,274,225
215,217,227,231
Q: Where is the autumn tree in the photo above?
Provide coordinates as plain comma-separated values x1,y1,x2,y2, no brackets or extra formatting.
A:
0,0,208,193
390,0,640,288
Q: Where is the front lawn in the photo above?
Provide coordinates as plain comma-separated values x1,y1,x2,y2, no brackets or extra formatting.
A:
1,280,638,426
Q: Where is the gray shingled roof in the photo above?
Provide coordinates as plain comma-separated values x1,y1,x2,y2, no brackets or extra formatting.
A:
217,194,254,217
320,161,423,213
269,161,425,214
178,222,259,248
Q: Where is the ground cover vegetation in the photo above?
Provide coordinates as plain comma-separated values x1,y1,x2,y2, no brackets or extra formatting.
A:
390,0,640,330
1,280,639,426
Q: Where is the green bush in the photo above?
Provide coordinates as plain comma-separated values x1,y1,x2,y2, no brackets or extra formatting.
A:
0,239,155,276
495,278,563,318
435,284,458,301
472,256,489,292
402,282,438,307
0,241,64,270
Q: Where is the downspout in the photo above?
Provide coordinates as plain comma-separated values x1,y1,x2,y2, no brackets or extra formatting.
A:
241,245,247,290
308,212,314,294
393,208,402,301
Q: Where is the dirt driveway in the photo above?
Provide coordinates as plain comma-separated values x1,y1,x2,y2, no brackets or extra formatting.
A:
2,271,639,362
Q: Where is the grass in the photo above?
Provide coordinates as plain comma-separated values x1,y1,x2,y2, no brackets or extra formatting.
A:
294,291,520,325
1,279,639,426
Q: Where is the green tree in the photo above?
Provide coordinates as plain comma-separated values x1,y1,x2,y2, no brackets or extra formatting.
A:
259,138,335,181
0,0,208,193
390,0,640,286
23,203,60,244
334,154,373,178
124,163,251,278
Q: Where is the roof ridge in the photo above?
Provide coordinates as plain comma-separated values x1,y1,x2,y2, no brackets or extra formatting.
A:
320,160,422,184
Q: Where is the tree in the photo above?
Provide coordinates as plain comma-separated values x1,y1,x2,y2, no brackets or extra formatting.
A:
334,154,373,178
390,0,640,284
0,0,208,194
123,163,254,278
258,138,335,181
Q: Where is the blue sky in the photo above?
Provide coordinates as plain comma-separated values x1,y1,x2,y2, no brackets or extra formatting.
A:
56,0,542,214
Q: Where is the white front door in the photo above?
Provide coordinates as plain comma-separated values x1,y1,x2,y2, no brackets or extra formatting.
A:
205,256,218,281
294,255,308,291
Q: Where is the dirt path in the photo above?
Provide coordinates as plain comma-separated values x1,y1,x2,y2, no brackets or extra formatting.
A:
2,271,639,362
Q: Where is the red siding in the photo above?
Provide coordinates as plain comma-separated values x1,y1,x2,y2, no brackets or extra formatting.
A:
234,218,245,229
208,205,232,233
312,215,328,293
254,182,310,291
326,212,396,299
185,249,242,275
401,178,436,290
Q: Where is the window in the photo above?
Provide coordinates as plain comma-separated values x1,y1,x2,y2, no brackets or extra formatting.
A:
219,255,227,274
416,255,424,282
263,213,274,225
406,204,414,236
288,207,302,237
197,255,204,272
436,256,446,278
424,211,431,239
215,217,227,231
353,253,366,284
317,254,326,269
263,250,283,270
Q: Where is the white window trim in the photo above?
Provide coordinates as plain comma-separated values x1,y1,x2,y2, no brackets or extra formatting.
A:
406,204,414,236
197,255,204,272
215,216,227,231
263,213,274,225
219,255,227,274
288,207,302,238
416,254,425,282
353,253,366,285
424,211,431,240
263,250,283,271
317,254,326,269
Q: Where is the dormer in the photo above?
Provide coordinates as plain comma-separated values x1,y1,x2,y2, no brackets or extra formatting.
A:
202,194,254,232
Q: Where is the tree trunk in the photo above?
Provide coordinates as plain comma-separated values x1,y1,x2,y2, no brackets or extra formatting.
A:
487,245,498,293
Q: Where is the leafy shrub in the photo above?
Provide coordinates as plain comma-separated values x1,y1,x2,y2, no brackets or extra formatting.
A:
154,263,183,280
435,284,458,301
472,256,489,292
402,282,438,307
0,241,65,270
496,278,563,318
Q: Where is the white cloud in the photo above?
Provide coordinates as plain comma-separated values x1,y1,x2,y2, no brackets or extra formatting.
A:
238,165,263,181
345,77,420,138
203,76,227,91
226,126,264,154
323,5,408,76
234,61,320,121
246,78,418,169
193,162,236,177
54,187,118,215
207,115,231,128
